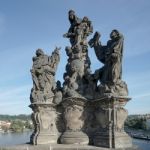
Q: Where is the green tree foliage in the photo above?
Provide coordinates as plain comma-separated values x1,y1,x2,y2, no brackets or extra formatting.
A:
0,114,33,132
25,120,33,129
1,125,9,132
10,120,25,132
0,114,31,121
125,117,147,130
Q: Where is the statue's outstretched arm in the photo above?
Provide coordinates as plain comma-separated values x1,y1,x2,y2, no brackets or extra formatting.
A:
89,32,105,64
88,31,101,48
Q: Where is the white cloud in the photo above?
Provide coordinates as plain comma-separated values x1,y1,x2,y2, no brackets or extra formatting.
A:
132,93,150,100
0,85,31,104
0,104,31,115
126,97,150,115
0,85,32,114
128,107,150,115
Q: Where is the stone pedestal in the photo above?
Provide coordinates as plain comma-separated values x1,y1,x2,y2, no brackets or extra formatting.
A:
1,144,140,150
60,97,89,145
92,95,132,149
29,102,59,145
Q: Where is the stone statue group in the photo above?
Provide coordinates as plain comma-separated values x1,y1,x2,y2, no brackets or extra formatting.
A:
31,10,128,103
29,10,132,149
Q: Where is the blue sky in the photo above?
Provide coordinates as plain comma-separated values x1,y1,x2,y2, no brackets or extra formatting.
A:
0,0,150,115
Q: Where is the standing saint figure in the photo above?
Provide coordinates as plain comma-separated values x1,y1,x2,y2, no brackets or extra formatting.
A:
30,47,61,103
89,30,128,96
63,10,93,48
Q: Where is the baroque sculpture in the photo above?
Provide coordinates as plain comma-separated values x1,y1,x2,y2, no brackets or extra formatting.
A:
30,48,60,103
63,10,93,98
29,10,134,149
60,10,94,145
87,31,132,148
89,30,128,97
29,47,62,145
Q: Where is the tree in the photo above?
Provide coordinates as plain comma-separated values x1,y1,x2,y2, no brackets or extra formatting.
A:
25,120,33,129
1,125,9,132
125,117,148,130
10,120,25,132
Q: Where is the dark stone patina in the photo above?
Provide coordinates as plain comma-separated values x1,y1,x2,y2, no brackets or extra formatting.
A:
27,10,136,149
29,47,62,145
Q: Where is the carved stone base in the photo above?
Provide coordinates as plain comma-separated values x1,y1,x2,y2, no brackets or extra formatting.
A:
29,103,59,145
93,132,112,148
113,132,132,148
93,131,132,148
35,133,58,145
1,144,140,150
92,95,132,148
60,97,89,145
61,131,89,144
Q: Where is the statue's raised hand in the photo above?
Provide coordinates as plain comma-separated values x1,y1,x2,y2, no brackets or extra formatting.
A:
63,33,68,38
88,31,101,48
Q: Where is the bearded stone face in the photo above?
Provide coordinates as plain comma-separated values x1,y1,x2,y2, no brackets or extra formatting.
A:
110,30,119,40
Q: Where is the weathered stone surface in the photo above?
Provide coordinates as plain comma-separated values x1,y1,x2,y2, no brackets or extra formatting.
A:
89,30,128,97
60,97,89,145
63,10,93,99
1,144,140,150
29,103,60,144
29,48,62,145
90,96,132,148
30,48,61,103
63,10,93,47
27,10,135,149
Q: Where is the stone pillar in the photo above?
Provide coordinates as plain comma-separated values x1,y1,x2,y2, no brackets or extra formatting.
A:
29,102,59,145
60,97,89,145
93,95,132,149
